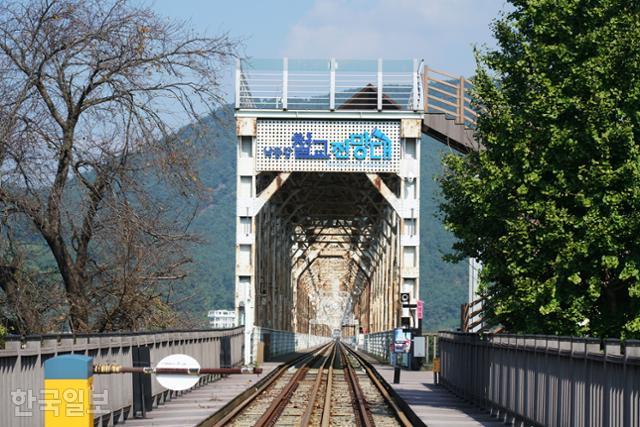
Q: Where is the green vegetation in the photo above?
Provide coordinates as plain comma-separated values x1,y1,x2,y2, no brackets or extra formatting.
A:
439,0,640,338
421,137,468,331
0,324,6,347
2,105,468,333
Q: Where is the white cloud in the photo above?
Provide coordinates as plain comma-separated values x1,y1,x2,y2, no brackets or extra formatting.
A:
282,0,508,76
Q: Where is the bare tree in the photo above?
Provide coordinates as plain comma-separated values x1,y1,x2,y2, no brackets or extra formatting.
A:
0,216,67,334
0,0,237,332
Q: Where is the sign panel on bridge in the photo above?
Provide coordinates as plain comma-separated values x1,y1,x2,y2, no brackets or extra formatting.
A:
256,119,400,173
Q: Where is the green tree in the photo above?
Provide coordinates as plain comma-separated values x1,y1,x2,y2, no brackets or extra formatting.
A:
439,0,640,338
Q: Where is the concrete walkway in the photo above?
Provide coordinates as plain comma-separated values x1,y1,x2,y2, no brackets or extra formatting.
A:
372,364,504,426
120,362,279,427
119,349,504,426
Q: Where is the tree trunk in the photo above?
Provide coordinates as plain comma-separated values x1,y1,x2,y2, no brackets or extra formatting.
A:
43,232,91,331
68,287,90,332
0,266,43,334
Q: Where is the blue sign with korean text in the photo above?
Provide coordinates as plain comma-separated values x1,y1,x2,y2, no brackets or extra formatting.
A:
263,128,393,161
256,119,400,173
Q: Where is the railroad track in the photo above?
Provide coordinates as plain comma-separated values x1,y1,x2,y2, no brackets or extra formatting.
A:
200,341,414,427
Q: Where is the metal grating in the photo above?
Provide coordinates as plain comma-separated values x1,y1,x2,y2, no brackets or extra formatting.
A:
256,119,400,173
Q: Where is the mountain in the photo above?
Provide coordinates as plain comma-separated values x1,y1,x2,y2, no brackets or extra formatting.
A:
178,107,468,332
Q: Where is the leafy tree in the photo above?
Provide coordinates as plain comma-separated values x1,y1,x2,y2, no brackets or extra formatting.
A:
439,0,640,338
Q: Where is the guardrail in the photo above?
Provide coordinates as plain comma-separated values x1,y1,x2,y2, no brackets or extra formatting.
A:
439,332,640,427
423,66,477,127
236,58,420,111
361,330,438,368
0,327,244,427
252,326,332,361
460,296,493,333
235,58,478,129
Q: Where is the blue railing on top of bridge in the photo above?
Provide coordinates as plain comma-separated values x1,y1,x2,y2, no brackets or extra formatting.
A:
235,58,421,112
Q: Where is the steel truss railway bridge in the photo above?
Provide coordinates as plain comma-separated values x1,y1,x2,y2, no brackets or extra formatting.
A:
233,58,478,365
2,59,639,427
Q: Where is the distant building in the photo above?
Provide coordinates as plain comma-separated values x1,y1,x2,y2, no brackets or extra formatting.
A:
208,309,236,329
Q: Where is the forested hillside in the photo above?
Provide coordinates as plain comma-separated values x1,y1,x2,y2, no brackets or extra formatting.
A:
177,107,467,331
4,106,467,332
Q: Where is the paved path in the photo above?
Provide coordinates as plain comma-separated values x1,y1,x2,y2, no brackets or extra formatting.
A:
120,348,503,426
371,363,504,426
120,362,279,427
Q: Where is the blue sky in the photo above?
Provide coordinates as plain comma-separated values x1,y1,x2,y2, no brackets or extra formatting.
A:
153,0,510,101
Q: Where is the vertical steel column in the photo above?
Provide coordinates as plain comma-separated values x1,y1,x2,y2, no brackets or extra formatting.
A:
398,119,421,329
282,57,288,110
377,58,383,111
413,58,419,111
235,58,241,109
329,58,336,111
235,120,257,365
423,65,430,112
457,75,465,123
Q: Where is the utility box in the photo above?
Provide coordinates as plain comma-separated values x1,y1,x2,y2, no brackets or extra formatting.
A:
413,336,426,357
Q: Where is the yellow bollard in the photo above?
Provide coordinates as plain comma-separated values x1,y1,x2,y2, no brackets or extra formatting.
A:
432,357,441,384
43,354,93,427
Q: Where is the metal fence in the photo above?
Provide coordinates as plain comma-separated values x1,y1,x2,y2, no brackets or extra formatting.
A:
236,58,420,111
439,332,640,427
423,66,477,126
235,58,479,129
361,330,439,368
252,326,331,361
362,330,394,362
0,327,244,427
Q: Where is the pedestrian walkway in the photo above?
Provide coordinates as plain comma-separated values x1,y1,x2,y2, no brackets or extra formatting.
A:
121,362,279,427
121,348,504,427
372,363,504,426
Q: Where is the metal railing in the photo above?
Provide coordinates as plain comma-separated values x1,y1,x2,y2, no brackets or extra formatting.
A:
235,58,479,129
460,296,494,333
236,58,421,112
0,327,244,427
439,332,640,427
252,326,332,361
423,66,477,127
361,330,439,368
362,330,394,362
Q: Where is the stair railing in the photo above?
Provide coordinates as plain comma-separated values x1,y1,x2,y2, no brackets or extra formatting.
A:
423,66,477,128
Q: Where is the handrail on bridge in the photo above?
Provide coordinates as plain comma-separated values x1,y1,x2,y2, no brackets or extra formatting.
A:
0,327,246,427
423,65,477,127
235,58,478,129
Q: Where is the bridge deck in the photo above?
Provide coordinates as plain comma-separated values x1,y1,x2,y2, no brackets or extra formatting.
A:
120,362,280,427
372,364,504,426
119,354,503,426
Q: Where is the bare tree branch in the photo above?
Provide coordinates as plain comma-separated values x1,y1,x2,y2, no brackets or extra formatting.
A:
0,0,238,332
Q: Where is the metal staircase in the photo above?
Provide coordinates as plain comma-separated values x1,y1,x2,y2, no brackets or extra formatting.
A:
421,66,482,153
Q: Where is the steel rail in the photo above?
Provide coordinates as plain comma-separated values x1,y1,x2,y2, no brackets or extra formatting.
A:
209,343,332,427
299,343,335,426
341,343,374,427
342,344,414,427
255,343,335,427
320,344,337,427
